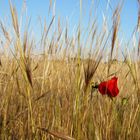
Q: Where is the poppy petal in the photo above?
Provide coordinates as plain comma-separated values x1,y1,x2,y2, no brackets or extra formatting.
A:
98,76,119,97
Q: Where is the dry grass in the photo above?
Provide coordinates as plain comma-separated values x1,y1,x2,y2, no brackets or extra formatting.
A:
0,1,140,140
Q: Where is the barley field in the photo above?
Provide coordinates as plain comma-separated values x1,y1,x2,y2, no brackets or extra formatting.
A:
0,0,140,140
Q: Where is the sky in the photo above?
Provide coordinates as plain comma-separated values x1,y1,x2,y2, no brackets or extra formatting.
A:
0,0,139,44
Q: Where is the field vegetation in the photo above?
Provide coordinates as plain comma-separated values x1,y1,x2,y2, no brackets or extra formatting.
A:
0,0,140,139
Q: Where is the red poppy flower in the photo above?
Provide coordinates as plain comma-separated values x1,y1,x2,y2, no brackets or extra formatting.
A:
98,77,119,97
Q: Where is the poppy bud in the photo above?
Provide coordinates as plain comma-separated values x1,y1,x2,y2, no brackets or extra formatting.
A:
92,84,99,89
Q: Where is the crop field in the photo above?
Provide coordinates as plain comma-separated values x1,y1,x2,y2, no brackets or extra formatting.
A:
0,0,140,140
